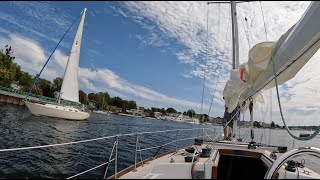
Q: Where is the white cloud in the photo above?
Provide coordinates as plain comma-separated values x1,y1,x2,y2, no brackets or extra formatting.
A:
119,1,320,125
1,1,319,125
0,33,209,113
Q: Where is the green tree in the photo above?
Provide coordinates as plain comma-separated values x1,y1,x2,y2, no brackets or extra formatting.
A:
127,100,137,110
122,100,128,113
254,121,261,128
19,72,34,92
79,90,87,104
14,65,22,82
103,92,111,103
0,45,17,87
110,96,123,108
100,92,111,111
166,107,177,114
160,108,167,115
186,109,196,118
151,107,158,112
52,77,63,93
88,93,97,108
37,78,53,97
195,114,208,123
95,92,106,109
271,121,275,129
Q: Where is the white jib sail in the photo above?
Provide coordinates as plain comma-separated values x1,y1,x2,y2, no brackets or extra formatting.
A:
60,8,87,103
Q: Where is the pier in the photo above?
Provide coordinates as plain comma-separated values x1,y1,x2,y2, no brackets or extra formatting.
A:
0,86,87,109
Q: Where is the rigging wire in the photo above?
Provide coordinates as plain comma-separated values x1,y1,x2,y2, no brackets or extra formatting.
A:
269,89,272,145
260,102,269,144
259,1,268,40
208,78,219,116
241,17,251,49
199,2,210,117
247,1,256,27
198,2,210,137
207,3,221,116
216,3,221,52
244,2,254,48
207,5,231,116
258,1,272,145
25,10,84,100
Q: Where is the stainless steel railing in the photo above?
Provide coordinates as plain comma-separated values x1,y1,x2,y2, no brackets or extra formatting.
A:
0,127,222,179
65,127,221,179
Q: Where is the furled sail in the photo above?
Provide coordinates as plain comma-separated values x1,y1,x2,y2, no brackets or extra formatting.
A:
60,8,87,103
224,1,320,113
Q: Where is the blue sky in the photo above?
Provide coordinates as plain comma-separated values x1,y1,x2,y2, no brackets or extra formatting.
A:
0,1,319,126
0,1,210,113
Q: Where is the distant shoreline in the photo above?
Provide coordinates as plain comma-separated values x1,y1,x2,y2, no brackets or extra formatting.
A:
118,113,144,118
117,113,158,120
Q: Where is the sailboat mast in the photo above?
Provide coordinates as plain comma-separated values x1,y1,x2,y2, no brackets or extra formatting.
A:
231,1,239,69
230,1,239,140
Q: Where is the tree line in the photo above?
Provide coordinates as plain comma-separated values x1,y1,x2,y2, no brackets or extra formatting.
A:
0,45,210,121
0,45,139,111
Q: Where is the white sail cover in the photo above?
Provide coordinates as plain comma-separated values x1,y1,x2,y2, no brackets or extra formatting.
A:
60,8,87,103
224,1,320,113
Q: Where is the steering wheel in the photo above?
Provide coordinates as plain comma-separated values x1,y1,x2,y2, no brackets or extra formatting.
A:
264,147,320,179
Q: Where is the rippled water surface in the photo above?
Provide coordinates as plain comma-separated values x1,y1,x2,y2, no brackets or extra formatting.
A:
0,103,319,178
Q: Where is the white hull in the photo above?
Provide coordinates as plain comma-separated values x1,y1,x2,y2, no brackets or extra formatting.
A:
25,101,90,120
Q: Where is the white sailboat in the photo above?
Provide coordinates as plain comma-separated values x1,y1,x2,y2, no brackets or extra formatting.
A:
25,8,90,120
4,2,320,179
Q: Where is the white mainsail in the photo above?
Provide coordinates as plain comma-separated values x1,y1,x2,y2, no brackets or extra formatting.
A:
223,1,320,113
60,8,87,103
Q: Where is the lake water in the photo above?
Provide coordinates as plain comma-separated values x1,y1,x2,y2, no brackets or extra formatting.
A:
0,103,319,178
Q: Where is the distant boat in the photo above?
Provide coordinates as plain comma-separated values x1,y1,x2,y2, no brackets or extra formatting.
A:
163,114,199,124
93,110,110,115
25,8,90,121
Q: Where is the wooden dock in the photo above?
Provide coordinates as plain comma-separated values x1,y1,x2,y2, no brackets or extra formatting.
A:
0,86,87,109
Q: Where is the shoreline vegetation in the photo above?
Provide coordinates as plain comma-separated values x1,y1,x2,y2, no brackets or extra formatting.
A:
0,44,209,122
118,113,157,120
1,45,318,130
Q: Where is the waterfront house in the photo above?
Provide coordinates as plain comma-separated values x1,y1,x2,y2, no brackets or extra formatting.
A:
10,81,21,91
